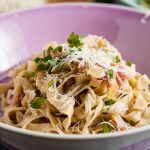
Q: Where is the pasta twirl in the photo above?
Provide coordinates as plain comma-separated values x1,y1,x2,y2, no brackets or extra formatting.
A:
0,33,150,134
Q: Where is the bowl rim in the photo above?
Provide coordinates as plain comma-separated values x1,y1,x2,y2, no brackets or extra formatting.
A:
0,2,150,139
0,1,148,18
0,123,150,139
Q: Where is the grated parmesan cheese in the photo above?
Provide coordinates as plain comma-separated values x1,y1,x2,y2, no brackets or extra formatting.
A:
51,35,136,79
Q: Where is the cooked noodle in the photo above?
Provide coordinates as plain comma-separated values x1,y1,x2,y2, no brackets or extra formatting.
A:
0,33,150,134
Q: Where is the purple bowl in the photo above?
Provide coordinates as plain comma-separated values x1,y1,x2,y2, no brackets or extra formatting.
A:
0,3,150,150
0,3,150,76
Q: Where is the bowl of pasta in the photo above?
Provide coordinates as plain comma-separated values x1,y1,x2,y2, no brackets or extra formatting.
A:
0,3,150,150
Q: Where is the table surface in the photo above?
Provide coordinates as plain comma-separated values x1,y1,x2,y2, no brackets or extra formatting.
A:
1,139,150,150
0,140,18,150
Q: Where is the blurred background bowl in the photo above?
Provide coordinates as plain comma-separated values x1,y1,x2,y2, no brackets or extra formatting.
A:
117,0,150,10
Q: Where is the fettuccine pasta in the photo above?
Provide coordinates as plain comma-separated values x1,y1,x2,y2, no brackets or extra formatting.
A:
0,33,150,134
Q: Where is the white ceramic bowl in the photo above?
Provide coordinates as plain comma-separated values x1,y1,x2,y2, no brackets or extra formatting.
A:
0,124,150,150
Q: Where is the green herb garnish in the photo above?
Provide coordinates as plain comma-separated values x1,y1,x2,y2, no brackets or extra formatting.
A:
35,32,83,74
78,48,82,51
126,61,132,67
102,123,112,133
23,71,35,78
54,46,63,52
36,63,47,71
104,99,114,106
48,81,53,87
47,46,63,52
35,57,42,64
30,97,46,109
67,32,82,48
129,120,135,126
120,94,128,99
108,69,113,79
35,56,52,64
112,56,121,63
47,46,53,51
43,55,52,62
35,56,52,72
23,71,36,78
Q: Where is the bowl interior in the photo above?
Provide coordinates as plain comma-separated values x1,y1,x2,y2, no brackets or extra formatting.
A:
0,3,150,76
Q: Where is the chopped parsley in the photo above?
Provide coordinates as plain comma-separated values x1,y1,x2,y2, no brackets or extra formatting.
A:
35,56,54,73
67,32,82,48
129,120,135,126
78,48,82,51
23,71,36,78
35,50,68,74
36,63,47,72
126,61,132,67
35,55,52,64
102,123,112,133
112,56,121,63
108,69,113,79
54,46,63,52
43,55,52,62
30,97,46,109
120,94,128,99
34,32,84,74
47,46,63,52
70,49,75,53
104,99,114,106
48,81,53,87
35,57,42,64
47,46,53,52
